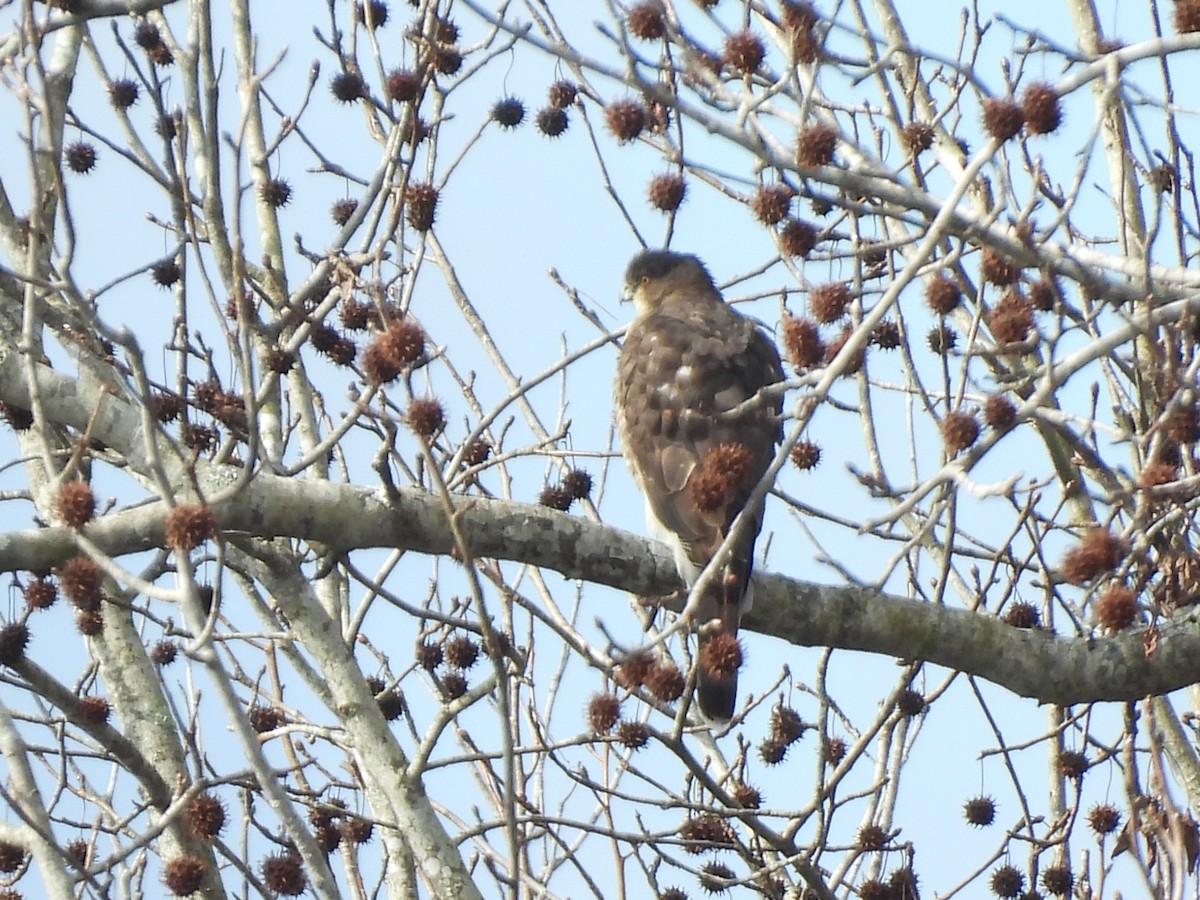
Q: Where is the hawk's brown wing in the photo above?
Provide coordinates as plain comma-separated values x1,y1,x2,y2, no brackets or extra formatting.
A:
616,296,783,719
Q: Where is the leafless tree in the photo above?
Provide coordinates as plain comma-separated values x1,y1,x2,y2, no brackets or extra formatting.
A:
2,0,1200,897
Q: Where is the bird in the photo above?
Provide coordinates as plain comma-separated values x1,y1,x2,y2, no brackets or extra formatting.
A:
614,249,783,720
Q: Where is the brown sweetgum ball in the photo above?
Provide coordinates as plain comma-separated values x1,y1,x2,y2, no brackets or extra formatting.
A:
964,795,996,826
981,248,1021,286
647,173,686,211
248,704,284,733
77,696,111,726
901,121,934,155
162,853,206,895
340,817,374,845
490,96,525,128
941,411,980,454
259,177,292,208
872,320,901,350
1003,601,1041,629
440,671,468,700
587,692,621,734
151,640,178,665
405,397,445,438
186,793,226,840
56,480,95,529
539,484,573,511
987,291,1035,346
65,141,97,174
689,443,753,513
809,281,852,323
1022,82,1062,134
750,184,793,225
536,106,569,137
626,2,666,40
164,504,217,551
1042,864,1073,897
385,68,421,102
1095,585,1138,631
1088,803,1121,834
1060,528,1128,584
330,198,358,226
562,468,593,500
23,578,56,611
605,99,646,143
59,556,103,611
783,313,825,370
925,275,961,315
0,623,30,667
790,440,821,470
109,78,139,109
261,851,306,896
645,660,685,701
444,635,480,669
984,394,1017,433
616,720,650,749
152,258,182,287
546,80,577,109
404,182,438,231
982,97,1025,142
797,123,838,166
779,218,817,257
896,688,925,717
989,864,1024,898
723,30,765,73
330,71,366,103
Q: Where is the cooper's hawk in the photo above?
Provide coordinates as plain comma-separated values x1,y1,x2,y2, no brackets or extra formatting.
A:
615,249,783,720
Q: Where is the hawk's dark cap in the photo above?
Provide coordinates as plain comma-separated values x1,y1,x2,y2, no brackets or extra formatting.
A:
624,249,712,286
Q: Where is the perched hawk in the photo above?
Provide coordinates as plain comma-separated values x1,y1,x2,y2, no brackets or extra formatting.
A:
615,250,783,720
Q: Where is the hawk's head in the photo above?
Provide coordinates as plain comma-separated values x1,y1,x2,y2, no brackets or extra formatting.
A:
622,250,718,315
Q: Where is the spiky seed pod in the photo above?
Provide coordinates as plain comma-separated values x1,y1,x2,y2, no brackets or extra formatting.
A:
790,440,821,470
151,640,178,665
148,391,182,422
679,814,734,851
1175,0,1200,33
1042,864,1072,896
261,851,306,896
247,705,283,733
981,248,1020,286
823,736,846,764
587,693,621,735
660,890,688,900
313,823,340,854
769,705,806,743
152,259,182,287
65,141,97,174
982,97,1024,141
964,795,997,826
778,218,817,257
547,80,577,109
823,326,864,374
491,97,525,128
443,635,480,670
59,556,103,611
1022,82,1062,134
64,839,89,869
155,113,178,139
162,854,206,895
730,782,761,808
1028,278,1056,311
896,688,925,717
440,671,468,700
462,439,491,468
404,182,438,231
750,184,793,225
340,299,373,331
536,106,569,137
689,443,753,513
538,484,573,511
416,640,443,671
809,282,852,323
1140,460,1178,487
857,824,888,851
181,423,219,452
1003,601,1041,629
925,275,961,314
0,623,29,667
758,736,788,765
432,47,462,76
988,291,1035,345
984,394,1017,433
942,411,980,454
404,398,445,439
357,1,388,28
615,720,650,749
340,817,374,846
133,21,162,48
376,689,403,720
927,324,958,355
648,173,686,211
259,177,292,208
605,99,646,143
562,468,593,500
872,320,901,349
782,313,825,370
164,504,217,552
723,30,765,73
1165,404,1200,443
901,121,934,155
1088,803,1121,834
1057,750,1088,779
186,794,226,840
889,868,919,900
781,0,818,29
109,78,139,109
0,402,33,431
385,68,421,102
56,481,95,529
645,660,685,701
1095,585,1138,631
330,71,366,103
700,632,742,680
364,674,386,696
989,865,1024,898
859,880,890,900
1060,528,1127,584
627,2,666,40
797,123,838,166
699,862,735,894
363,318,426,383
330,199,358,226
23,578,56,610
76,608,104,636
77,696,110,726
263,348,295,376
